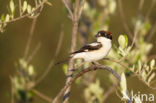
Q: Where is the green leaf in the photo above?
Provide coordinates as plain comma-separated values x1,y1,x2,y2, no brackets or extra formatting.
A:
10,0,15,14
118,34,128,49
28,65,34,76
27,5,32,14
137,60,142,72
120,73,130,101
5,14,10,22
22,1,27,13
147,73,155,84
120,73,127,93
124,34,128,47
1,14,5,22
62,64,68,75
150,59,155,70
134,97,142,103
19,59,27,69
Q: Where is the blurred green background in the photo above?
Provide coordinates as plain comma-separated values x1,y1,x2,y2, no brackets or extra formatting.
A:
0,0,156,103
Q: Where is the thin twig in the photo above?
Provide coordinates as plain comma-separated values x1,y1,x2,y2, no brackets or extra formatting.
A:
27,42,41,63
33,28,64,87
145,0,156,20
32,89,52,103
10,76,14,103
147,21,156,41
19,0,22,16
138,0,144,13
52,64,120,103
102,84,117,103
106,58,156,90
62,0,73,20
78,0,85,19
0,0,48,24
24,18,37,60
63,0,81,103
146,54,156,63
117,0,133,41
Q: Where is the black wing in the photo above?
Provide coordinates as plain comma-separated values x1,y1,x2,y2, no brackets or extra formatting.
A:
71,42,102,54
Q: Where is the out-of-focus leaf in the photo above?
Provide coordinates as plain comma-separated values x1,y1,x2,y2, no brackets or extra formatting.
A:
118,34,128,49
120,73,130,101
1,14,5,22
134,97,142,103
148,73,155,84
10,0,15,14
150,59,155,70
28,65,34,76
137,60,142,73
22,1,27,13
120,73,127,93
108,0,116,14
5,14,10,22
27,5,32,14
62,64,68,75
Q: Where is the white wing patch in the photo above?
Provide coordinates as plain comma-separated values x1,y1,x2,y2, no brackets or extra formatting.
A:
88,42,100,46
84,49,88,52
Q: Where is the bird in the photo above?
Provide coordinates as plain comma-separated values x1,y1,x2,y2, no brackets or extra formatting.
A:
56,30,112,65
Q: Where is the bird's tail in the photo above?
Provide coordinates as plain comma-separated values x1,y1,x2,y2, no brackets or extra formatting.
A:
55,56,72,65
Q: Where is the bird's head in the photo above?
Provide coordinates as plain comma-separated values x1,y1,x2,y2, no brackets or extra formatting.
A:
95,30,112,40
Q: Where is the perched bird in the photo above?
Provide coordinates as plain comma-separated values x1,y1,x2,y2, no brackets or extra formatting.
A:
56,30,112,64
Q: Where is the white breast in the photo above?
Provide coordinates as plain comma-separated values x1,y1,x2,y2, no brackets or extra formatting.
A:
73,37,112,62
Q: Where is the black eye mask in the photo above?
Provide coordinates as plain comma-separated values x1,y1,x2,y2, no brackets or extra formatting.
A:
97,30,112,40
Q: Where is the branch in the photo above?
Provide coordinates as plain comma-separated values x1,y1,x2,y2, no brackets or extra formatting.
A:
10,76,14,103
0,0,48,24
32,89,52,103
145,0,156,20
117,0,133,41
106,58,156,90
138,0,144,13
62,0,73,20
27,42,41,64
32,27,64,87
147,21,156,41
24,18,37,60
19,0,22,16
102,84,117,103
63,0,81,102
78,0,85,19
52,64,120,103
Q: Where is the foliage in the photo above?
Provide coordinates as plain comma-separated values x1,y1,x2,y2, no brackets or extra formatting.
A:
0,0,156,103
13,59,35,102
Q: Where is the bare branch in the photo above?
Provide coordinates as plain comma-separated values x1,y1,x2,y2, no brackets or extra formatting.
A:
32,89,52,103
138,0,144,13
24,18,37,60
147,21,156,41
102,84,117,103
27,42,41,63
106,58,156,90
63,0,81,103
145,0,156,20
117,0,133,41
52,64,120,103
0,0,48,24
62,0,73,20
33,27,64,87
10,76,14,103
78,0,85,19
19,0,22,16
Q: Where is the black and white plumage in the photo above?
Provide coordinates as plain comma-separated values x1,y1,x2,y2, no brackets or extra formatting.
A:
70,30,112,62
71,42,102,54
56,30,112,65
